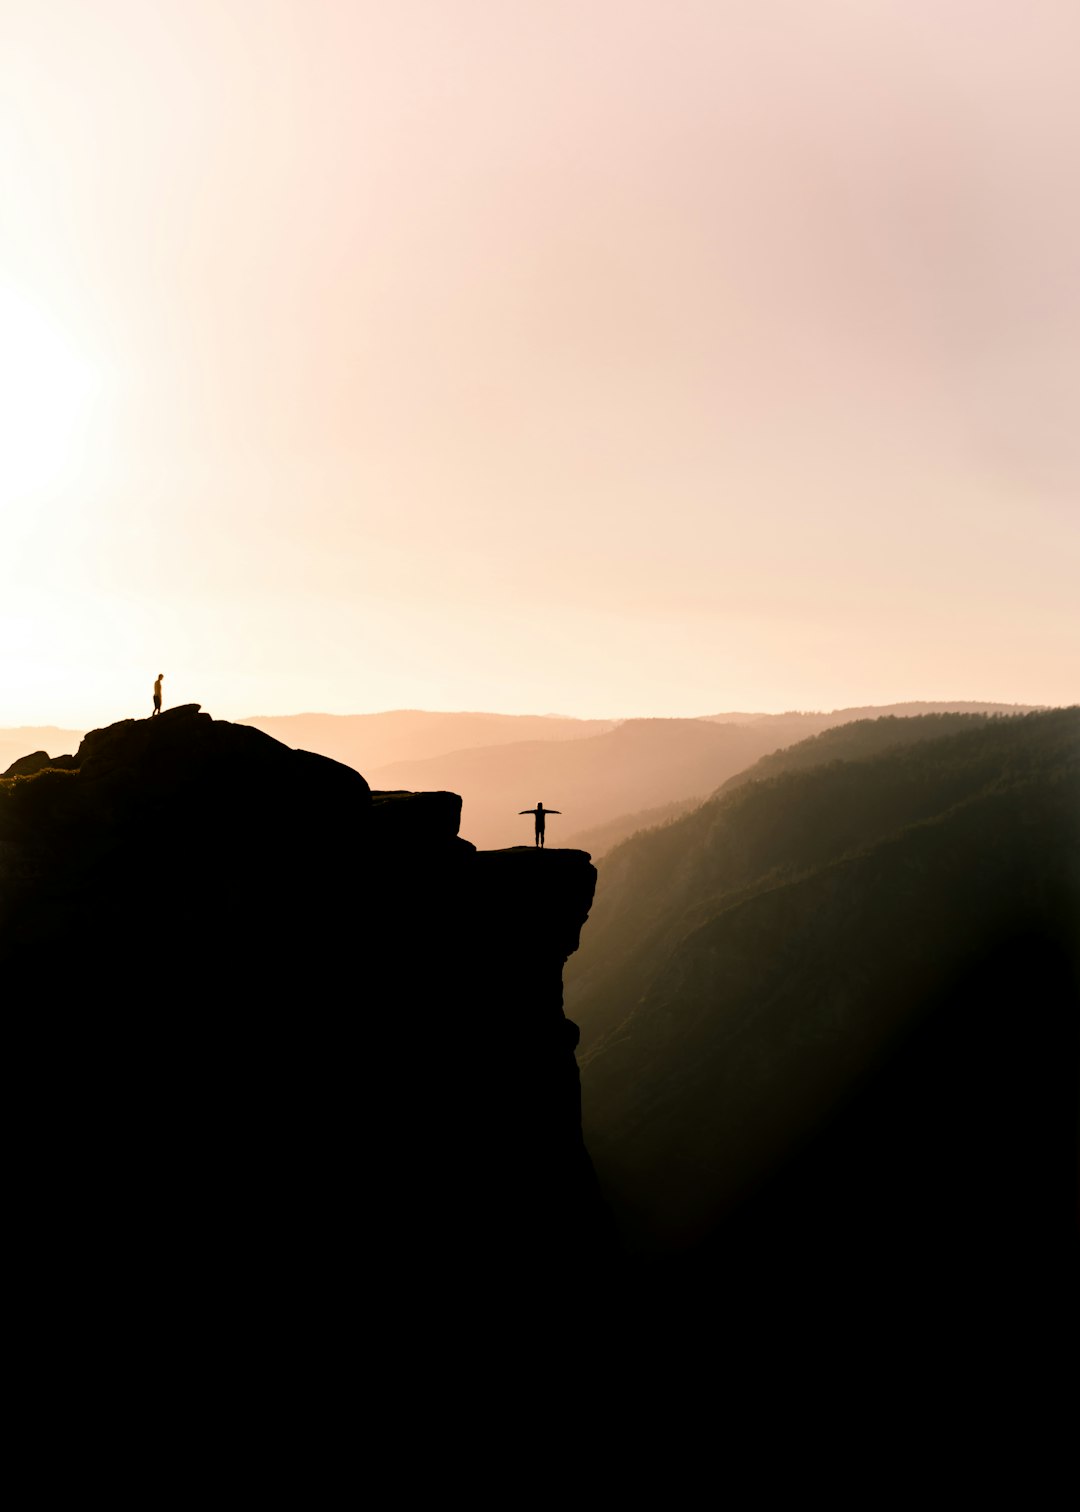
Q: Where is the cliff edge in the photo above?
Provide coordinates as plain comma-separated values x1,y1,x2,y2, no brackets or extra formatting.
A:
1,706,608,1343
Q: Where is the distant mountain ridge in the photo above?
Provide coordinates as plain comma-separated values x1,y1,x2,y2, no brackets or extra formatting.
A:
363,702,1042,851
702,700,1042,724
2,701,1046,855
240,710,616,772
368,718,769,850
557,712,1043,857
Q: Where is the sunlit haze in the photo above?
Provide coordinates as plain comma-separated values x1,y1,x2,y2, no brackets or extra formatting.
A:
2,0,1077,727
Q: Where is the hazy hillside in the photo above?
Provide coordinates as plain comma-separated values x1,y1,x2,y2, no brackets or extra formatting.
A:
566,713,1029,1052
558,713,1019,858
240,710,615,773
361,702,1043,850
563,795,705,859
368,718,783,851
565,710,1080,1259
366,710,940,852
714,711,1005,795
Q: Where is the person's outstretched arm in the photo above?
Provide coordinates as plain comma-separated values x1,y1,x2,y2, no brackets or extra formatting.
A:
545,809,561,814
518,809,536,815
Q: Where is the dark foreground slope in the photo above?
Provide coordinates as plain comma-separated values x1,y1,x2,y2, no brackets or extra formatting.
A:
567,711,1080,1347
1,706,605,1362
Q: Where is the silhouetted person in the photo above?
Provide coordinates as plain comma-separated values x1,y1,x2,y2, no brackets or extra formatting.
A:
519,802,561,848
152,673,164,717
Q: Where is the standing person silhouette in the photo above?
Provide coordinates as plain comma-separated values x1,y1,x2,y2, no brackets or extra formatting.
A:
518,802,561,848
152,673,164,717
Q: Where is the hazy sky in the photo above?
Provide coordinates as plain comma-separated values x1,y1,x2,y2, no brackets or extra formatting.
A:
2,0,1077,726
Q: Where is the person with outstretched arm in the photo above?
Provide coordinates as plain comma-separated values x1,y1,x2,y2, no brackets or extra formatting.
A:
518,802,561,849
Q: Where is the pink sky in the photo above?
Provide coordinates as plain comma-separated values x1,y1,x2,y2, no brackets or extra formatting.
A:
2,0,1077,725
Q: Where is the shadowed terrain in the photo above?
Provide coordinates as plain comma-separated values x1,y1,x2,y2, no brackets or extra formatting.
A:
566,709,1080,1352
4,700,1074,1397
2,706,608,1358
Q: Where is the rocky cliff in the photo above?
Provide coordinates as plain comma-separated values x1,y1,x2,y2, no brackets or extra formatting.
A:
1,706,607,1350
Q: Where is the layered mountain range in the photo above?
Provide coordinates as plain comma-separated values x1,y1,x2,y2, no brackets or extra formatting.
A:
246,700,1042,852
5,701,1037,858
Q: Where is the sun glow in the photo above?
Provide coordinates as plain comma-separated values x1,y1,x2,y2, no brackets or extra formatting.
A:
0,285,99,507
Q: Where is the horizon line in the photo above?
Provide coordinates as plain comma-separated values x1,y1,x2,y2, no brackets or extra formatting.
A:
1,696,1060,738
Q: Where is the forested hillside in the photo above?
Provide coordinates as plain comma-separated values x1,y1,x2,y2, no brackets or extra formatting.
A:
563,794,704,859
565,710,1080,1273
715,710,1004,794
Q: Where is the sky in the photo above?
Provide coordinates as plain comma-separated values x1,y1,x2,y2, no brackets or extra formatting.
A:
1,0,1078,727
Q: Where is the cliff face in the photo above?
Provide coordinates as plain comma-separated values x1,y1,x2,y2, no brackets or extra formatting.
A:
1,706,606,1336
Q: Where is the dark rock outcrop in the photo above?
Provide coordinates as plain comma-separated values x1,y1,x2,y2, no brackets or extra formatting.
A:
2,750,51,778
2,749,77,778
1,706,607,1349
